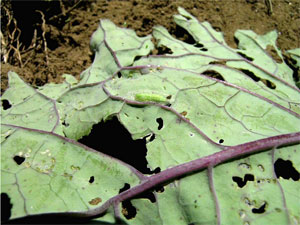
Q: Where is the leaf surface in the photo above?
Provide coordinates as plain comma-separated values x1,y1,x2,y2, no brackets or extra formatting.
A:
1,7,300,225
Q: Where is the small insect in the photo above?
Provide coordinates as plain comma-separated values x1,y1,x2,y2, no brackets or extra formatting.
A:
135,93,168,103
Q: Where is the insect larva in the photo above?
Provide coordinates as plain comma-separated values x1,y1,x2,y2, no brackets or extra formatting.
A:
135,93,167,103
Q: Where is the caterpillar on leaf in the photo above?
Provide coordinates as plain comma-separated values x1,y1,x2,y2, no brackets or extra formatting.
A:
135,93,168,103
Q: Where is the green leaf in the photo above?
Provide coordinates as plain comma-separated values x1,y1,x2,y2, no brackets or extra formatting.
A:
1,7,300,225
1,125,141,221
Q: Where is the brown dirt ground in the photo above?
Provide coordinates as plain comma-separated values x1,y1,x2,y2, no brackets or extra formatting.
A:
1,0,300,94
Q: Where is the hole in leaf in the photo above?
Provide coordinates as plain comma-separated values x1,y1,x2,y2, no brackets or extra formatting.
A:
119,183,131,193
121,200,136,219
78,116,155,174
240,69,276,90
89,176,94,184
149,133,155,142
156,45,173,55
2,99,12,110
133,55,142,61
237,52,254,61
260,78,276,89
234,37,240,46
13,155,25,165
62,120,69,127
155,185,164,193
119,183,130,194
194,43,204,48
89,52,95,62
1,193,12,222
274,158,300,181
119,183,136,219
218,139,224,144
194,42,207,51
202,70,225,81
283,53,299,85
156,118,163,130
144,133,156,143
239,69,260,81
232,174,255,188
266,45,282,63
152,167,161,174
172,25,196,45
120,182,159,201
209,60,227,66
252,202,266,214
121,182,157,203
136,190,156,203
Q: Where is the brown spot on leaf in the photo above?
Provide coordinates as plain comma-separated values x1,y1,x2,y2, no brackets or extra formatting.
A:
209,60,228,65
180,111,187,116
260,78,276,89
202,70,225,81
89,197,102,205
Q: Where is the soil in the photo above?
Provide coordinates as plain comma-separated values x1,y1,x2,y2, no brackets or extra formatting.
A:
1,0,300,94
